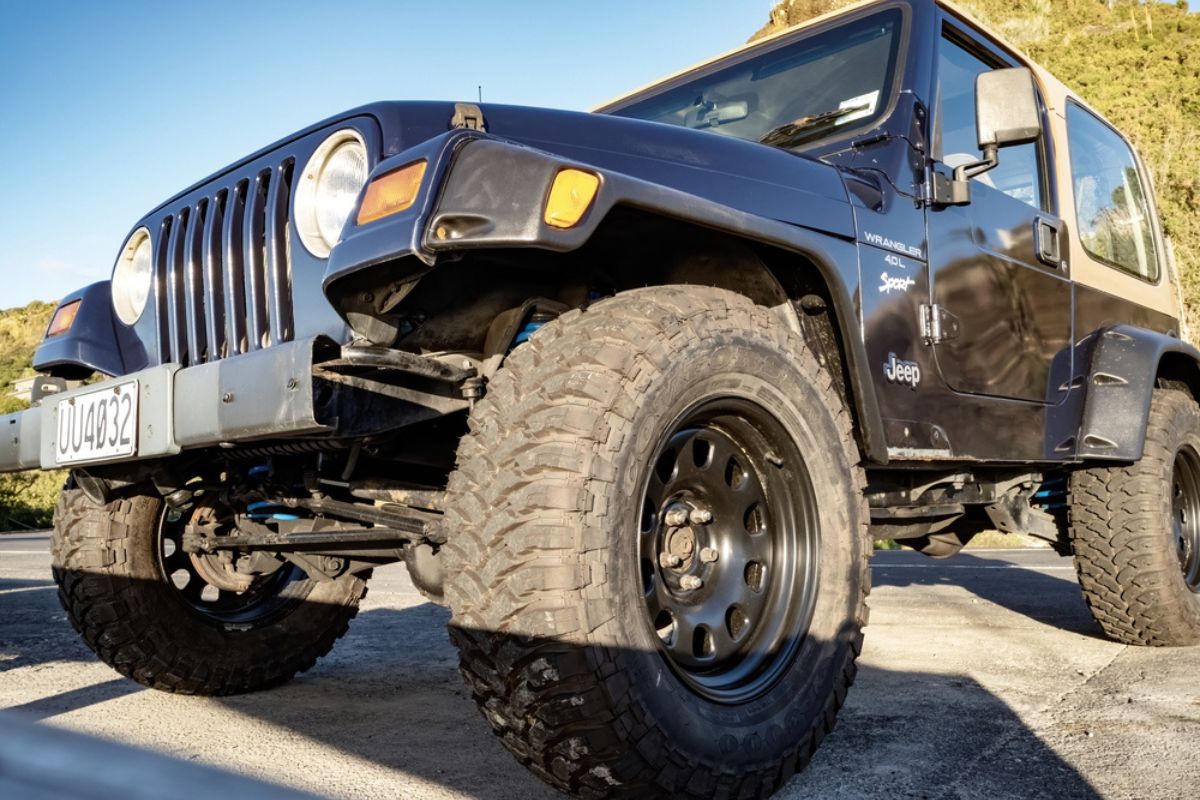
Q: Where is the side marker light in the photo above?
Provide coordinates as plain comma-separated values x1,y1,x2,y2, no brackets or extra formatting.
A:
47,300,81,338
356,160,428,226
544,169,600,229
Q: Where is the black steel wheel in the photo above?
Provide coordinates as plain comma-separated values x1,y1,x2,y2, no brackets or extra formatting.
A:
445,286,869,799
639,399,818,703
52,488,369,695
157,504,305,626
1070,387,1200,646
1172,445,1200,592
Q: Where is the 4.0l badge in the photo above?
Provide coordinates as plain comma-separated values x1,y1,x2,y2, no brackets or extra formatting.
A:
884,353,921,389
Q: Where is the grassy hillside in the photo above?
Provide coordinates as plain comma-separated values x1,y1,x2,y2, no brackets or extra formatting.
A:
0,301,54,415
0,302,62,528
756,0,1200,331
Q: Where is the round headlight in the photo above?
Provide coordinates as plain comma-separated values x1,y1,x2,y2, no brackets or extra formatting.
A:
112,228,153,325
295,129,369,257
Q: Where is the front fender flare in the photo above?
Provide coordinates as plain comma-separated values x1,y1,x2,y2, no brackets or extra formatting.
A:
32,282,138,379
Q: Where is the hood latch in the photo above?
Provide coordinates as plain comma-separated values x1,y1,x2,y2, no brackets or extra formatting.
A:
451,103,487,132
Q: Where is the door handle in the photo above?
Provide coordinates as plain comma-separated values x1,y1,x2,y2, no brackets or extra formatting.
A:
1035,218,1062,268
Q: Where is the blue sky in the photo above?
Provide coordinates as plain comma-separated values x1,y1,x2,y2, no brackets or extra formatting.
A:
0,1,772,308
0,1,1194,308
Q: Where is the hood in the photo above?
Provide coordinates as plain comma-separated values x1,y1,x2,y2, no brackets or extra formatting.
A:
371,101,855,239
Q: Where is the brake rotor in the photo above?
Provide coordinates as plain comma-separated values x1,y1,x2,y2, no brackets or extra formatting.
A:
185,502,255,593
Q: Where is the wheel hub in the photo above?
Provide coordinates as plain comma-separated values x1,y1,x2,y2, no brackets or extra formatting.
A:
665,522,696,559
660,509,701,571
638,399,818,704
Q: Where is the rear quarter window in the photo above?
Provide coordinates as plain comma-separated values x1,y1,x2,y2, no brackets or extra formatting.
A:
1066,102,1160,282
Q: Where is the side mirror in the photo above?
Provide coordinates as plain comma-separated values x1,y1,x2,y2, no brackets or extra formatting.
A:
976,68,1042,149
932,67,1043,206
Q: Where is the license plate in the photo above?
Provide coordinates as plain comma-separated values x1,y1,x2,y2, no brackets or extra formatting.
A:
55,381,139,465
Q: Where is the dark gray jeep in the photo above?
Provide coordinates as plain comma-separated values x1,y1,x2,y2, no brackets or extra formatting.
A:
3,1,1197,797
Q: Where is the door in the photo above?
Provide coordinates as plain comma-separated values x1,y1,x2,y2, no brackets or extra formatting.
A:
926,30,1072,404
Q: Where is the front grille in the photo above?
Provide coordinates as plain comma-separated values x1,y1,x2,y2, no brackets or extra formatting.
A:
154,158,296,366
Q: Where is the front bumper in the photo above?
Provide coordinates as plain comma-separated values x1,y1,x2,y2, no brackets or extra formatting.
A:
0,337,330,473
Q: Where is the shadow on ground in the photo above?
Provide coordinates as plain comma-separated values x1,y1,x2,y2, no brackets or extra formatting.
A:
0,558,1106,800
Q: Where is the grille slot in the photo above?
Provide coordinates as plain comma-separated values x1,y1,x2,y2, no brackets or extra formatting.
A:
184,198,206,363
265,160,295,347
155,158,296,366
201,191,226,360
222,180,248,356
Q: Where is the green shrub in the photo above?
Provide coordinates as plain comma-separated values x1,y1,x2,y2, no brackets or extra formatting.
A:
0,302,57,528
0,470,63,529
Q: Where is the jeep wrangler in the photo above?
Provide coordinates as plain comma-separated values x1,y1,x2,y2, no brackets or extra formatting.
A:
2,0,1196,797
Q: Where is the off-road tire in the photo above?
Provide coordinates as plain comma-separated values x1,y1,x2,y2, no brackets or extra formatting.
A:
443,286,869,798
1069,387,1200,646
52,489,369,694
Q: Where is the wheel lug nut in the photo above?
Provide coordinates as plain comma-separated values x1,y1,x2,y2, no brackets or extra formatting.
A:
664,506,689,527
680,575,703,590
659,553,683,569
699,547,719,563
689,508,713,525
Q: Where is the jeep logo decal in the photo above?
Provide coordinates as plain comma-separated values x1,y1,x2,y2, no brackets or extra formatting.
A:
884,353,920,389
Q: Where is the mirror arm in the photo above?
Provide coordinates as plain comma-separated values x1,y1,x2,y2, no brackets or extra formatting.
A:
931,144,999,207
953,144,999,183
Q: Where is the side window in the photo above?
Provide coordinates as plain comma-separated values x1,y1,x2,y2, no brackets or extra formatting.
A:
1066,103,1160,281
936,35,1045,210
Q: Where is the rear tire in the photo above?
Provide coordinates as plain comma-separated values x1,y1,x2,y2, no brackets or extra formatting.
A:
1069,387,1200,646
52,488,369,695
443,287,869,798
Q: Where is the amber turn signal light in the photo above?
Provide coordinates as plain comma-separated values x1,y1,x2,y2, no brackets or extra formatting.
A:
46,300,81,338
544,169,600,229
356,160,428,226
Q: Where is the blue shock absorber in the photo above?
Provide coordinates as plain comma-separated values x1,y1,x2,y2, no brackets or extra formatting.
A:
243,464,299,520
245,500,300,522
1032,475,1068,512
513,320,545,346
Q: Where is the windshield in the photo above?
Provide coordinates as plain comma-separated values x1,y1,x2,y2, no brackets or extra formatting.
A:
606,8,904,150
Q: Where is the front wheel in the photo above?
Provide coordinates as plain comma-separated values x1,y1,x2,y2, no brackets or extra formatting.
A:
443,287,869,798
52,488,368,695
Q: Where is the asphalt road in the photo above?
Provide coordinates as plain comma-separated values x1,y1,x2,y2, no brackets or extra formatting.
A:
2,532,1198,800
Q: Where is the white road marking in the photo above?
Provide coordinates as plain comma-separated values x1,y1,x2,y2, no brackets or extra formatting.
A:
957,548,1054,553
0,585,52,595
875,564,1075,571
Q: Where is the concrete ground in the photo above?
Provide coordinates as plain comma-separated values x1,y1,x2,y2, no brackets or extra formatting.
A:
1,532,1198,799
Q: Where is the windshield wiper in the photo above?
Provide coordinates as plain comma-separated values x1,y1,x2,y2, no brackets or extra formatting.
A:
758,103,871,148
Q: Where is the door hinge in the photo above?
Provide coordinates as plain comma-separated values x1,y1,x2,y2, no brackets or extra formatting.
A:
450,102,486,132
920,303,960,344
